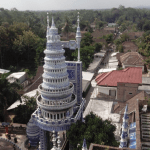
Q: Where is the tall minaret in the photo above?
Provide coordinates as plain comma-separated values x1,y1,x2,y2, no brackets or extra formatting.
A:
76,12,81,62
119,104,129,148
46,12,50,40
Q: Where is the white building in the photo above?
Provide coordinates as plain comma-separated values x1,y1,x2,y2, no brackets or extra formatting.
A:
7,72,27,83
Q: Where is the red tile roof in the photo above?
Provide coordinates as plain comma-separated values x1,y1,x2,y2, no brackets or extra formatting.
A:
95,67,142,87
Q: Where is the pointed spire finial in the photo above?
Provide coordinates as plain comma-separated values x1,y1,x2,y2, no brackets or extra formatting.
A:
82,139,87,150
77,12,80,27
76,12,81,62
47,12,49,28
51,16,56,28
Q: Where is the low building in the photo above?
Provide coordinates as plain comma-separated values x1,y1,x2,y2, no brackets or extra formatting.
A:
122,41,138,53
94,67,142,101
119,52,144,72
0,69,10,75
86,50,106,73
7,89,38,111
7,72,27,84
108,23,117,27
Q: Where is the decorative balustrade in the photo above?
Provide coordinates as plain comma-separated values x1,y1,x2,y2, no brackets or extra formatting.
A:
43,63,67,69
44,68,67,74
32,98,86,131
44,51,65,56
37,94,77,110
42,72,68,78
38,82,74,97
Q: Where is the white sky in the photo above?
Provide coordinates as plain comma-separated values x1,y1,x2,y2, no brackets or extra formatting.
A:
0,0,148,11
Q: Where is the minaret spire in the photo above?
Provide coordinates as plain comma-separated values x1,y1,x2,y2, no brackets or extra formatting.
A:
47,12,49,28
46,12,49,39
51,16,56,28
76,12,81,62
82,139,87,150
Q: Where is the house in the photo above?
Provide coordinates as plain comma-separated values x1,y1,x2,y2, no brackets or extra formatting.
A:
122,31,144,40
94,67,142,101
7,72,27,84
86,50,106,73
122,41,138,53
0,69,10,75
91,29,112,44
119,52,145,72
104,27,116,33
108,23,117,27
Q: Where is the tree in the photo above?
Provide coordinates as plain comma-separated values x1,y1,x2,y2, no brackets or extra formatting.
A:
81,32,93,48
120,33,129,42
118,44,124,53
72,46,95,70
13,96,37,124
94,42,102,52
103,34,113,44
66,112,119,150
0,73,21,121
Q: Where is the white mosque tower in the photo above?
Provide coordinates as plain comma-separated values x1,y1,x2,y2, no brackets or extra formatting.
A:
26,13,86,150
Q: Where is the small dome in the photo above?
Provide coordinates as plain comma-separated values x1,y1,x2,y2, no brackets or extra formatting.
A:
26,118,40,147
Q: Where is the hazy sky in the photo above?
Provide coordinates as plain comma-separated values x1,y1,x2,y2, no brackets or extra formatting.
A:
0,0,148,11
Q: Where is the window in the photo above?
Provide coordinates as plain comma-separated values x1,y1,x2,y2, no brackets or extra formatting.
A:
129,93,132,95
109,90,116,96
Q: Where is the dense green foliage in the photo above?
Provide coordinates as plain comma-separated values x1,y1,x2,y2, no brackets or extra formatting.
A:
0,22,45,76
72,32,96,70
66,112,119,150
0,73,21,121
14,96,37,124
1,6,150,72
135,32,150,67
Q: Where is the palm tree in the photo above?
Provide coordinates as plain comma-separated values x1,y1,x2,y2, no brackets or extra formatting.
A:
0,73,21,122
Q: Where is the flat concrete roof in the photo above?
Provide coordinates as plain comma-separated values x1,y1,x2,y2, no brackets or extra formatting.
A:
7,72,26,79
138,85,150,91
82,71,94,81
0,69,10,74
111,52,119,57
142,77,150,85
98,68,117,73
83,99,120,122
87,58,103,73
83,98,121,140
7,89,38,110
82,80,90,92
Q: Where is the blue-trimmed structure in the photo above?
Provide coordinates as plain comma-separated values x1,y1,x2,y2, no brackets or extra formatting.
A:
26,13,85,150
119,104,129,148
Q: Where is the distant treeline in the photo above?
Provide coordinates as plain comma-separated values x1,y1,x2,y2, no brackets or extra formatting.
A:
1,5,150,74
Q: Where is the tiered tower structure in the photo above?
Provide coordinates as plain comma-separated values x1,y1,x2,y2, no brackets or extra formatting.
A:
119,104,129,148
26,13,85,150
38,16,76,127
